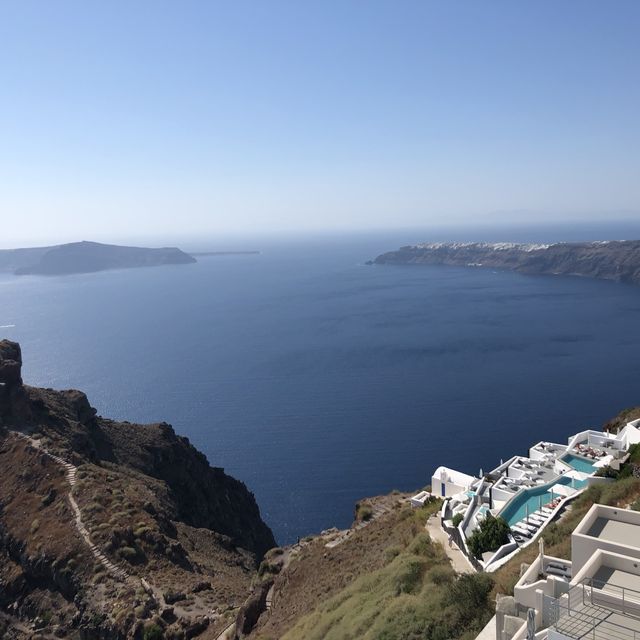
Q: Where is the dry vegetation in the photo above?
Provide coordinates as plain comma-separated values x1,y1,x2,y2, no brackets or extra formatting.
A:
0,432,257,639
251,499,494,640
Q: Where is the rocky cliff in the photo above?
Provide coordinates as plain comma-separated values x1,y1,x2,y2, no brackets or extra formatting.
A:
0,340,275,640
0,241,196,276
371,240,640,285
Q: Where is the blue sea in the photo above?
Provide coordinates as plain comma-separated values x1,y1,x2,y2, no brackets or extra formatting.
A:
2,222,640,544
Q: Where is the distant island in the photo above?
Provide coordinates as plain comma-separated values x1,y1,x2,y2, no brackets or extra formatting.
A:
0,241,196,276
370,240,640,285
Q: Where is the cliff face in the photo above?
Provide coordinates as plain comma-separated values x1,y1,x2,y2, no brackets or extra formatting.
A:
0,340,275,639
371,240,640,285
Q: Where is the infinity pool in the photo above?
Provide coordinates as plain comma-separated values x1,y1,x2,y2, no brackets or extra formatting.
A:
499,476,588,527
562,453,596,474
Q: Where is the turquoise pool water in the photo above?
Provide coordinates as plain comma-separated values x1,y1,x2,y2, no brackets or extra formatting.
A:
499,476,588,526
557,475,588,489
500,486,554,526
562,453,596,474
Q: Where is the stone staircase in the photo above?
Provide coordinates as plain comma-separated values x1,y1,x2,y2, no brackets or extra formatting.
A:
11,431,129,582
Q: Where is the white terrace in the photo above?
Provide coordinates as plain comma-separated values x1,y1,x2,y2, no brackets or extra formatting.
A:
499,505,640,640
427,419,640,573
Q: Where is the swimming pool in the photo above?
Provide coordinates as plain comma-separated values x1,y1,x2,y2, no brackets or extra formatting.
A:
499,485,555,527
562,453,596,474
557,475,588,489
499,476,588,527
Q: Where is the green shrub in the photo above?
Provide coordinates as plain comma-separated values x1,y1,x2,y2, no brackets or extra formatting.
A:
446,573,495,625
451,513,464,528
384,545,402,562
467,515,510,558
595,465,619,479
600,476,640,505
427,565,455,585
628,443,640,464
118,546,138,561
143,623,163,640
618,464,634,479
357,504,374,521
258,560,281,577
408,532,432,556
392,555,427,595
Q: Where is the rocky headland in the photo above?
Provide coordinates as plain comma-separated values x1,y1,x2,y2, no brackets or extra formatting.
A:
0,340,274,639
0,241,196,276
370,240,640,285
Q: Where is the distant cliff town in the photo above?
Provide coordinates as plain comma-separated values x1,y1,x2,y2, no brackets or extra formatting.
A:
370,240,640,285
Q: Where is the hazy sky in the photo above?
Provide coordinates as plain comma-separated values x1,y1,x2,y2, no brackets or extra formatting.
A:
2,1,639,246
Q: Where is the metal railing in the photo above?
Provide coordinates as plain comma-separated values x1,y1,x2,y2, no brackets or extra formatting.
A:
548,578,640,640
582,577,640,616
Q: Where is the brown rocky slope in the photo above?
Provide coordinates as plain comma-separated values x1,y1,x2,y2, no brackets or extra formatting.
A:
0,340,275,640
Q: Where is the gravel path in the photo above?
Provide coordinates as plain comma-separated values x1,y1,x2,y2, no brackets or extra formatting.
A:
425,513,475,574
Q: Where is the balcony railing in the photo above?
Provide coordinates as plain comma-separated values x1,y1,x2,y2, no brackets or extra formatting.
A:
547,578,640,640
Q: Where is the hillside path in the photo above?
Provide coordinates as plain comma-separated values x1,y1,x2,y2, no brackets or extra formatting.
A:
425,513,475,574
10,430,224,627
11,431,130,580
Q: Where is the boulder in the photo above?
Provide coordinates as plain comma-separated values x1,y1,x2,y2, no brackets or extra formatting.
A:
235,580,273,638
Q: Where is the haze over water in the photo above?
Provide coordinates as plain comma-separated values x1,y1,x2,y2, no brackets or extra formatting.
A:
2,222,640,544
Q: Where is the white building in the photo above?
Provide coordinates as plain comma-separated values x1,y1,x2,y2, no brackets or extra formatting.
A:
435,419,640,571
431,466,477,498
497,503,640,640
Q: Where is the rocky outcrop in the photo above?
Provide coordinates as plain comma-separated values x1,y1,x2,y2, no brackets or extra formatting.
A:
234,580,273,639
0,340,30,424
0,340,276,639
370,240,640,285
0,341,22,386
604,406,640,434
0,342,275,557
95,420,276,558
0,241,196,276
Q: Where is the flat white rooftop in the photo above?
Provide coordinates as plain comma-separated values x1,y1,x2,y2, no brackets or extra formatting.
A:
592,566,640,592
587,517,640,547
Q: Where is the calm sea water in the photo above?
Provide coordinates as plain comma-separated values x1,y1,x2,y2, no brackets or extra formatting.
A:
2,225,640,544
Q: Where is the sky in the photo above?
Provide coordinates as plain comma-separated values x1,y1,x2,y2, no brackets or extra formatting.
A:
1,0,639,247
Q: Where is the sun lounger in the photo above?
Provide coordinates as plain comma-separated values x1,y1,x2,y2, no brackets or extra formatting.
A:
546,566,570,578
511,525,531,537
